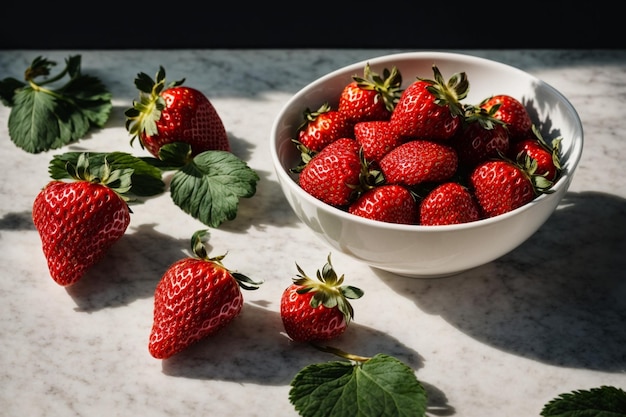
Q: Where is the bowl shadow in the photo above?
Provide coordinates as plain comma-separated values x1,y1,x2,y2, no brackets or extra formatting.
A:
378,190,626,372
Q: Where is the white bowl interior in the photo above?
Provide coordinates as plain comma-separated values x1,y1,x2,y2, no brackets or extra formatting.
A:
271,52,584,277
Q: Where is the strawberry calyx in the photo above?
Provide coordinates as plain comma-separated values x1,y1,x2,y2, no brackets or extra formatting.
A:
355,147,384,191
419,64,469,118
189,230,263,291
530,124,563,173
289,139,317,173
497,151,554,195
124,66,185,150
353,63,403,113
63,152,134,201
462,102,507,130
296,102,331,132
292,254,364,325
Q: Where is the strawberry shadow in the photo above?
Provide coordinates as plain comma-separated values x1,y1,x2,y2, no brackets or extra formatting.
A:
160,302,454,414
160,302,421,381
0,211,36,231
378,190,626,372
65,223,189,311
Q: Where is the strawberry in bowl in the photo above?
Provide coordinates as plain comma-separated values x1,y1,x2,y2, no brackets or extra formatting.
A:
270,51,583,278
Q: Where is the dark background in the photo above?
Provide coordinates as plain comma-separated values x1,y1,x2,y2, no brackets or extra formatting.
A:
0,4,621,50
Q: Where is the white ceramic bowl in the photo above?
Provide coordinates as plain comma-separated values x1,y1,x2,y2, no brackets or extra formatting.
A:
270,51,583,278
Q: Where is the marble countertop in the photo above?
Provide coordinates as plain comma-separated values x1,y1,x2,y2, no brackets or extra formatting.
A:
1,49,624,416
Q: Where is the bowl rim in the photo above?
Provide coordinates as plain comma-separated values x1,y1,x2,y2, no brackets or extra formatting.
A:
270,51,584,232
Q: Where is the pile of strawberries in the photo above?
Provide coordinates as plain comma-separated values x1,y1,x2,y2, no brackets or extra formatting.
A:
291,63,562,226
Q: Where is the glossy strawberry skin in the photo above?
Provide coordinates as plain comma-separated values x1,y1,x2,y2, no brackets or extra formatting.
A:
510,137,559,181
141,86,230,158
298,138,361,207
354,120,402,163
419,182,481,225
349,184,417,224
379,140,458,186
338,81,392,123
337,64,402,124
149,258,243,359
390,80,461,141
280,283,347,342
470,159,535,218
297,106,353,153
480,94,532,141
452,122,510,170
32,180,130,286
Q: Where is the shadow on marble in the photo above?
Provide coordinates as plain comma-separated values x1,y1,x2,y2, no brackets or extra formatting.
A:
158,302,454,414
65,224,189,311
378,190,626,373
159,303,423,383
0,211,36,231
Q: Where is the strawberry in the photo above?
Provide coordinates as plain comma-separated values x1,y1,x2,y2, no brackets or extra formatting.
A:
349,184,417,224
469,157,551,218
379,140,458,186
125,66,230,159
149,230,262,359
510,126,562,182
419,182,481,225
390,64,468,141
280,254,363,343
298,137,364,207
32,154,131,286
480,94,532,141
296,102,353,153
451,107,510,170
338,63,403,123
353,120,402,163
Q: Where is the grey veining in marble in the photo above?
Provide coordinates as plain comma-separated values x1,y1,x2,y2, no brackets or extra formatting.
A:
1,49,625,417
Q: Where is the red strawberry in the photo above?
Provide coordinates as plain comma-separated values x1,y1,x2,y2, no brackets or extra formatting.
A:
296,102,353,153
469,158,546,218
298,138,364,207
510,126,562,182
419,182,481,225
32,155,131,286
149,230,262,359
280,254,363,343
379,140,458,186
480,94,532,141
349,184,417,224
125,66,229,159
353,120,402,163
390,64,468,141
338,63,403,123
451,111,510,170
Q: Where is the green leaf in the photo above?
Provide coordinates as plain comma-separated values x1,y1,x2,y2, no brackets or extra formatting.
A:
169,150,259,228
61,74,113,128
157,141,193,168
541,386,626,417
289,354,427,417
4,54,112,154
48,151,165,198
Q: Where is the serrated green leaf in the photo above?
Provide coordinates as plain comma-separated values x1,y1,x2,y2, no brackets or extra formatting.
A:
4,54,112,154
169,150,259,228
48,151,165,198
8,88,62,153
289,354,427,417
541,386,626,417
61,74,113,128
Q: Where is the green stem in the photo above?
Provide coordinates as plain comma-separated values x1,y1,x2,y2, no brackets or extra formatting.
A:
311,344,371,363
